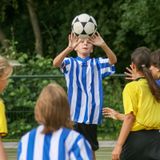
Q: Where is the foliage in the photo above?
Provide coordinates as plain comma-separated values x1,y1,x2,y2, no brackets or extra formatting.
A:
4,72,125,139
98,77,125,139
1,42,125,139
1,0,160,72
120,0,160,47
1,0,160,139
1,44,66,138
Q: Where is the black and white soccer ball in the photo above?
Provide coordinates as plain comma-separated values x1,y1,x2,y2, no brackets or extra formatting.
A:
71,13,97,39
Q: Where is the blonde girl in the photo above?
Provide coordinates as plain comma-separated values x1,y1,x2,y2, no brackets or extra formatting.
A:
0,56,13,160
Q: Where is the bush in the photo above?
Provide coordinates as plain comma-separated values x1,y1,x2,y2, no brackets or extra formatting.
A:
2,47,125,139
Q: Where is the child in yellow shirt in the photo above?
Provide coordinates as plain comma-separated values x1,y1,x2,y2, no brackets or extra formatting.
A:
0,56,13,160
104,47,160,160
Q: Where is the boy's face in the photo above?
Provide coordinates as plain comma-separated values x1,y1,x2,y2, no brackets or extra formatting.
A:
75,38,93,58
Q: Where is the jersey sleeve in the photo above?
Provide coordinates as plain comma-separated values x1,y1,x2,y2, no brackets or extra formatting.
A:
0,100,8,137
60,57,71,74
156,80,160,86
123,82,139,115
98,58,115,78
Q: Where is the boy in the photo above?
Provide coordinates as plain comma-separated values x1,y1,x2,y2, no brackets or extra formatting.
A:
53,32,117,159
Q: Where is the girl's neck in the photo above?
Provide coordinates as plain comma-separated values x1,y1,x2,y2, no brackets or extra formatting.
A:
135,71,145,80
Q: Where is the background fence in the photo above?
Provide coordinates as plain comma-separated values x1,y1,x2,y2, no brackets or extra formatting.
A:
4,74,126,140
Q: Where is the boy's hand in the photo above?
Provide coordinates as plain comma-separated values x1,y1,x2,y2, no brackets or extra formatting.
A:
68,33,81,50
88,32,105,47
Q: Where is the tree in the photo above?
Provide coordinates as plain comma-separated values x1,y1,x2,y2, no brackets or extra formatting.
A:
0,26,9,49
116,0,160,50
27,0,43,56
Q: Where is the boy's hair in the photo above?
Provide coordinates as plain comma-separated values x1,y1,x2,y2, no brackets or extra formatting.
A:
0,56,13,80
131,47,160,101
150,49,160,69
35,83,73,134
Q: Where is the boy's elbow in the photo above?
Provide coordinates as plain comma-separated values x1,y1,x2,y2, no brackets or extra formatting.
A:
113,58,117,64
53,60,60,68
110,58,117,65
52,60,56,67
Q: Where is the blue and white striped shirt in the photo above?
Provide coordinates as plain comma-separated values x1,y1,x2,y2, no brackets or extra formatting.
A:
156,80,160,86
17,125,92,160
61,56,115,124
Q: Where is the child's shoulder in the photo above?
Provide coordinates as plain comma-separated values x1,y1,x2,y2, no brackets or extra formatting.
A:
63,127,83,138
0,98,3,102
125,80,142,92
0,98,4,107
20,125,43,141
97,57,109,62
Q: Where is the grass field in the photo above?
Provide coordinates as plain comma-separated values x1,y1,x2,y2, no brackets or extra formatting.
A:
6,147,113,160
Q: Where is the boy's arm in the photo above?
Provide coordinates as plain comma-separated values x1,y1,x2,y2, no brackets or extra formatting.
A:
100,42,117,65
88,32,117,65
53,33,81,67
53,47,73,67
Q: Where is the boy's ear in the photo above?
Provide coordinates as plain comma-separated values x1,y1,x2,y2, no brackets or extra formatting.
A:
90,46,94,53
74,46,78,52
91,47,93,53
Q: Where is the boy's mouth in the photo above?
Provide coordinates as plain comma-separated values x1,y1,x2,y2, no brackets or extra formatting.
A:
82,47,88,50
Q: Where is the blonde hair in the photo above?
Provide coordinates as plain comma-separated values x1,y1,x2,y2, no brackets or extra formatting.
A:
35,83,73,134
0,56,13,80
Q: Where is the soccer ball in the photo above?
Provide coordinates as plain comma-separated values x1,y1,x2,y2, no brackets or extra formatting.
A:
71,13,97,39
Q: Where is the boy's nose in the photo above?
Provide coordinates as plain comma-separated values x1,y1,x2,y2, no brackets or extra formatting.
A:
83,39,88,45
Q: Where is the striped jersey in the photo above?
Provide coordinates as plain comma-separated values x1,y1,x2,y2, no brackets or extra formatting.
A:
61,56,115,124
17,125,92,160
156,80,160,86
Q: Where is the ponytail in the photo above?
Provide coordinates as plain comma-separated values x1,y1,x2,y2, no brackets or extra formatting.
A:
131,47,160,102
142,66,160,102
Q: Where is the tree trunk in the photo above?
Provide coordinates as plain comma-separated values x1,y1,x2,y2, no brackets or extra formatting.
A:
27,0,43,56
0,27,9,49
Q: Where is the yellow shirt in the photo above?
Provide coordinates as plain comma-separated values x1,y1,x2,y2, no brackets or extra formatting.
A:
123,79,160,131
0,99,7,136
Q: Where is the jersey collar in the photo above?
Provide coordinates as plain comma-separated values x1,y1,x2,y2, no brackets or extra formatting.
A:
76,56,90,62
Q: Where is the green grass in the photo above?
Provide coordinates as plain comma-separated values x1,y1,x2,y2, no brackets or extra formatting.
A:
3,139,19,142
6,147,113,160
6,148,16,160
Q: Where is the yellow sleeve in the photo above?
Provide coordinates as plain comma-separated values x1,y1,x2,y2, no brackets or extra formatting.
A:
123,82,139,116
0,100,8,137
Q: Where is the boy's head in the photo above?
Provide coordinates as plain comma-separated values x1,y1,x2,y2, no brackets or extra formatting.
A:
75,38,93,58
35,83,72,134
0,56,13,92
